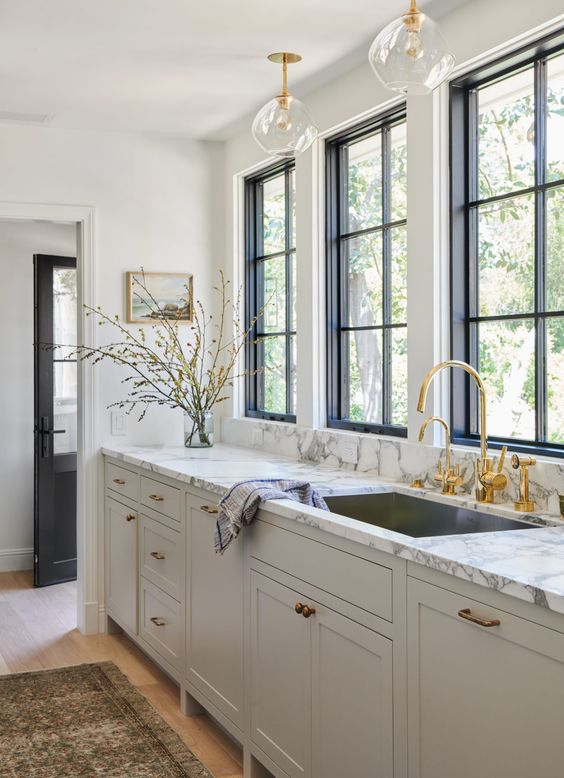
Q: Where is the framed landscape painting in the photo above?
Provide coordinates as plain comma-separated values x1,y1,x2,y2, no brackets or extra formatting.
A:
126,272,193,324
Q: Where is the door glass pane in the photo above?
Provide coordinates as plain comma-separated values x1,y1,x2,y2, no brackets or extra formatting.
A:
478,318,535,440
477,193,535,316
345,329,383,424
260,256,286,333
262,174,286,255
547,317,564,443
53,267,77,360
390,121,407,222
547,53,564,183
345,232,383,327
391,327,408,426
54,362,77,454
346,133,382,233
546,186,564,312
478,67,535,198
258,336,286,414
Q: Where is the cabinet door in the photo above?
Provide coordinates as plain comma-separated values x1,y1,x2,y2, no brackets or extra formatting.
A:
250,571,312,778
106,497,138,634
311,608,394,778
408,577,564,778
186,498,244,729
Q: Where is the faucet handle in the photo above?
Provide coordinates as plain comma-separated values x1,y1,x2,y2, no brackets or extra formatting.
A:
497,445,508,473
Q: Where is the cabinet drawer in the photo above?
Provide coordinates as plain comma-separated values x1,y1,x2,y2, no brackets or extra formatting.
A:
140,515,183,602
250,520,393,623
140,578,183,671
140,476,181,523
106,462,139,503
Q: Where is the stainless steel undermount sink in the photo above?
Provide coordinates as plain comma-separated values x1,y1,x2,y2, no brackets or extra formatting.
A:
323,492,538,538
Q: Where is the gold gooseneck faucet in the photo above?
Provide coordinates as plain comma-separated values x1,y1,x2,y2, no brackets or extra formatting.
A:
418,415,462,496
417,360,507,503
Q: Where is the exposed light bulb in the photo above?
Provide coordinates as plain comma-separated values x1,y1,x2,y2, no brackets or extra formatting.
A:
405,30,424,60
276,97,293,132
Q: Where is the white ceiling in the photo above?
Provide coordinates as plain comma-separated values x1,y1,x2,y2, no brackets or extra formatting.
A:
0,0,465,139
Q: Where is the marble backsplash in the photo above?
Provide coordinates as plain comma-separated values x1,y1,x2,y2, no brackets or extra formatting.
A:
221,417,564,517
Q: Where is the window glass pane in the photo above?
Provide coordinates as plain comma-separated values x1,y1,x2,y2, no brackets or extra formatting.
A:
391,328,408,426
547,186,564,311
391,225,407,324
346,133,382,233
547,317,564,443
478,318,535,440
260,256,286,333
258,336,286,414
289,334,297,414
345,232,383,327
262,174,286,255
53,267,77,360
290,252,297,331
290,169,296,249
547,53,564,183
390,122,407,222
345,330,383,424
478,67,535,198
477,193,535,316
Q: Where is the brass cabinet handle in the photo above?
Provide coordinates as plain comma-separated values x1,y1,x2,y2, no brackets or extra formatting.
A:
126,514,137,522
113,478,125,485
458,608,500,628
302,605,316,619
200,505,219,514
150,551,166,560
150,617,166,627
295,602,304,614
149,494,164,502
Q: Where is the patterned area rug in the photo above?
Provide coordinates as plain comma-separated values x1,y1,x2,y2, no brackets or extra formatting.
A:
0,661,213,777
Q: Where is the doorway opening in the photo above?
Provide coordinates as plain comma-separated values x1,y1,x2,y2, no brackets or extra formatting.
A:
0,221,78,629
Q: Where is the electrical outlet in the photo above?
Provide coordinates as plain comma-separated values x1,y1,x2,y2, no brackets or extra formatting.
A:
342,442,358,464
251,427,264,448
111,410,126,436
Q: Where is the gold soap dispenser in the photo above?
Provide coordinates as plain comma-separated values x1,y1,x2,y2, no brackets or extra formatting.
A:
511,454,536,513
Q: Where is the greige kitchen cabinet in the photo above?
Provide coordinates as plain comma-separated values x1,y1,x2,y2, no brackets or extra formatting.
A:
105,495,138,634
407,575,564,778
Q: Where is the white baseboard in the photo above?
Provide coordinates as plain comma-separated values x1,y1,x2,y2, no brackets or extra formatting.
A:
0,548,33,572
98,604,106,634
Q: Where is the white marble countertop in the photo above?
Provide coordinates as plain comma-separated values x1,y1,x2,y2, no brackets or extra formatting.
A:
102,443,564,615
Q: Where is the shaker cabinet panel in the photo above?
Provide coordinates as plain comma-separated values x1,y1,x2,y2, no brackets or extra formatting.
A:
311,608,394,778
250,571,312,778
106,497,138,634
407,577,564,778
185,498,244,729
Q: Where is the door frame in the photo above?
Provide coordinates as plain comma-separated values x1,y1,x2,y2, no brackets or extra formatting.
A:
0,202,98,634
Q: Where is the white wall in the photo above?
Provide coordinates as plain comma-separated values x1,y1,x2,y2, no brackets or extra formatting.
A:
220,0,564,444
0,125,221,448
0,220,76,571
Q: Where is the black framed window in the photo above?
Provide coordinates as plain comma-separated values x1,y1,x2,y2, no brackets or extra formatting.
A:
245,162,296,421
326,107,407,436
451,30,564,456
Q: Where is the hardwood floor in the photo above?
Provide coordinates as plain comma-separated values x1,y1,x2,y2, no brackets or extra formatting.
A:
0,570,243,778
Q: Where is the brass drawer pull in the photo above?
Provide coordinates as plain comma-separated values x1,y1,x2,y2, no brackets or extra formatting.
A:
150,551,166,560
150,617,166,627
295,602,304,614
200,505,219,514
149,494,164,502
302,605,316,619
458,608,500,628
126,514,137,522
113,478,125,485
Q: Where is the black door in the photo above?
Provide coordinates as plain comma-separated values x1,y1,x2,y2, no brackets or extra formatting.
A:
34,255,77,587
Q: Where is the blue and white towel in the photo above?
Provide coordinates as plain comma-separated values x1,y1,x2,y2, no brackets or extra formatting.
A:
214,479,328,553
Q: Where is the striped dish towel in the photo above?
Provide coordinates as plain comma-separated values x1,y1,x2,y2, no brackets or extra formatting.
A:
214,479,328,553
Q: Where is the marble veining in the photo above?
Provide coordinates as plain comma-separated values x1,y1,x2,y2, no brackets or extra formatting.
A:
103,442,564,617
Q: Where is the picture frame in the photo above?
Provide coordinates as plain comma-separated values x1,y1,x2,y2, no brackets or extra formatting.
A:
126,271,193,324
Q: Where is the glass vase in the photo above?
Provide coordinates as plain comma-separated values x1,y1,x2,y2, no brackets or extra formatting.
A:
184,410,214,448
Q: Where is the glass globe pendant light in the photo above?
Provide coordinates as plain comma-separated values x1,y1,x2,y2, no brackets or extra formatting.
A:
252,52,318,159
368,0,455,96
